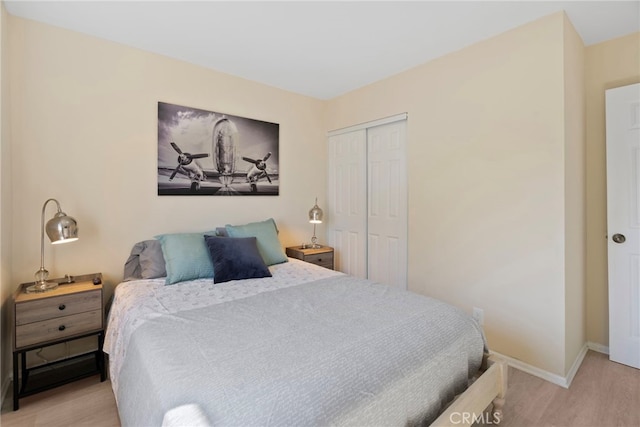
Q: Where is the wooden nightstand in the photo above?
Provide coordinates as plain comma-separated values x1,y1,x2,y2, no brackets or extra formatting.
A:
12,273,106,410
286,246,334,270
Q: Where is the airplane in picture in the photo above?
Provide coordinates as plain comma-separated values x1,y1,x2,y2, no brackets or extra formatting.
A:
167,141,209,192
243,152,272,193
158,102,280,196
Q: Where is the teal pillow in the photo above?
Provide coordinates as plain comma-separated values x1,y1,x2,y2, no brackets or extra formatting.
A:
225,218,288,266
155,232,215,285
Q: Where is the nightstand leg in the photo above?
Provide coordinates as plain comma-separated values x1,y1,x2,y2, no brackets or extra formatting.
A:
12,352,19,411
20,352,28,390
97,331,106,382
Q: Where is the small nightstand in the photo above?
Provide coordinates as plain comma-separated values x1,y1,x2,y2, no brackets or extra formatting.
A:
12,273,105,410
286,246,334,270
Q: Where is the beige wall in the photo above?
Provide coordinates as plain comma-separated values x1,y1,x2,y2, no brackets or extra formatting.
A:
562,15,586,372
6,16,326,318
585,32,640,348
327,12,579,376
0,0,13,395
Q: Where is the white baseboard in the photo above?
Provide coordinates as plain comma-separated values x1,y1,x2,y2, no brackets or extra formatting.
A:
587,341,609,355
564,344,588,387
491,343,589,389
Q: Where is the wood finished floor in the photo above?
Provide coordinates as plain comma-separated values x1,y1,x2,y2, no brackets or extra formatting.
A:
0,350,637,427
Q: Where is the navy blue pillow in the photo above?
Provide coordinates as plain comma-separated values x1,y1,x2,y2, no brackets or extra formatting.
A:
204,236,272,284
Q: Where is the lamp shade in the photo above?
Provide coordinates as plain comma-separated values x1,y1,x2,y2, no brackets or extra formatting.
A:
309,200,323,224
46,211,78,244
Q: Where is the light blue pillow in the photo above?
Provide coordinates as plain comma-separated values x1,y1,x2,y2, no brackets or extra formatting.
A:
225,218,288,266
155,232,215,285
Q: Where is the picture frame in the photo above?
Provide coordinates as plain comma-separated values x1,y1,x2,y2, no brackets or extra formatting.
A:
157,102,279,195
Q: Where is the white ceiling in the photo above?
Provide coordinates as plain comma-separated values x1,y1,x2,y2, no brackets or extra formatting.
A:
4,1,640,99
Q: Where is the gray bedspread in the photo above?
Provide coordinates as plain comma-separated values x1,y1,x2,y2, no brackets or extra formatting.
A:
115,275,485,426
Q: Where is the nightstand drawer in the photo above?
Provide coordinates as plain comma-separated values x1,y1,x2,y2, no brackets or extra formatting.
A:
15,310,102,349
15,290,101,326
305,253,334,269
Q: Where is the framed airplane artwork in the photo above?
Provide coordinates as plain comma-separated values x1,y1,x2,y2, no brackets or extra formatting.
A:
157,101,279,196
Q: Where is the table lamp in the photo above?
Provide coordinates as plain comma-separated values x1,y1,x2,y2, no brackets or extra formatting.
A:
308,198,323,249
28,198,79,293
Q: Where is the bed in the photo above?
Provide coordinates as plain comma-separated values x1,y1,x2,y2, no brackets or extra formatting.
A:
104,220,506,426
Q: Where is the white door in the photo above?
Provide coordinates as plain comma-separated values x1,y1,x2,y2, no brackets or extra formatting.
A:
327,130,367,278
606,83,640,369
367,121,407,289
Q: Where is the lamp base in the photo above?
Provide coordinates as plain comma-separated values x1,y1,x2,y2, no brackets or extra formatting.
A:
302,243,323,249
26,281,59,293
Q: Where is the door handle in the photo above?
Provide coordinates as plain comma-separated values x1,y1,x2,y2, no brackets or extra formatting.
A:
612,233,626,244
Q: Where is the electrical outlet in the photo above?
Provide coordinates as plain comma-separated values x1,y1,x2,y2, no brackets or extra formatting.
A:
472,307,484,326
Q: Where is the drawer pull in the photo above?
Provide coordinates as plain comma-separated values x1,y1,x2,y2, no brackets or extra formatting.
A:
58,325,66,331
58,304,66,311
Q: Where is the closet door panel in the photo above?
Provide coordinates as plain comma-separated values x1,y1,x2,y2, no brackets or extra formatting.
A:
328,130,367,278
367,122,407,289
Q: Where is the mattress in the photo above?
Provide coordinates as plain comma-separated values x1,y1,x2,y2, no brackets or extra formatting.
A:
104,258,485,426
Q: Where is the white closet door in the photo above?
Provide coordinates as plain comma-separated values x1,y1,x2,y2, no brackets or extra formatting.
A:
367,121,407,289
327,114,408,288
327,130,367,278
